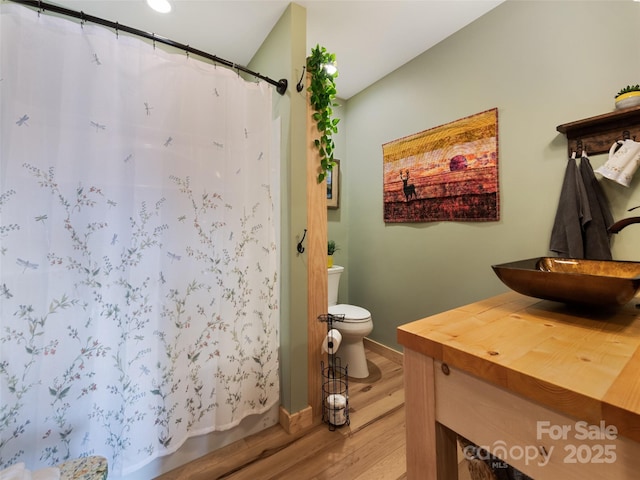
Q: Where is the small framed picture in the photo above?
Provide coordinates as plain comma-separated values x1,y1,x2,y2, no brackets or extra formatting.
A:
327,160,340,209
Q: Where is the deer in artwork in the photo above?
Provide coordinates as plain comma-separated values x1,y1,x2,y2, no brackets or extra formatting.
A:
400,169,417,201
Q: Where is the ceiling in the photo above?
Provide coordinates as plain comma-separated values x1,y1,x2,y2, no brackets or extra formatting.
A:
50,0,504,100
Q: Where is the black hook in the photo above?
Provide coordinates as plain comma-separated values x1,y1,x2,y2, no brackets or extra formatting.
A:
296,66,306,92
297,229,307,254
575,139,583,156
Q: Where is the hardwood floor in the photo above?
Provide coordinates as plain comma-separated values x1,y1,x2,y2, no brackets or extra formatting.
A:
155,348,406,480
155,347,474,480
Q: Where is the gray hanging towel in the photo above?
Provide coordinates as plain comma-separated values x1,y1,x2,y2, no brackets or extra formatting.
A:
579,155,613,260
549,157,591,258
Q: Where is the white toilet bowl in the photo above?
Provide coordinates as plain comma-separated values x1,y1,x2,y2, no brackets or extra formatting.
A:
328,304,373,378
327,265,374,379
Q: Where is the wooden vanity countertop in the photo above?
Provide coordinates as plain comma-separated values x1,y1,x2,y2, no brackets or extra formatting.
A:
397,291,640,443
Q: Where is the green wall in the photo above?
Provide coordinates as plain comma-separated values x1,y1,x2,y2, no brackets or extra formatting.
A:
249,3,309,414
327,103,348,301
332,0,640,351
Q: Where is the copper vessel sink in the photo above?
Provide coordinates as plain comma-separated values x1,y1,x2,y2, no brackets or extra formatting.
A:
491,257,640,307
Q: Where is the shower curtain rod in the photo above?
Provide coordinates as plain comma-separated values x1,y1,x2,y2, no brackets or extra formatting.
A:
7,0,289,95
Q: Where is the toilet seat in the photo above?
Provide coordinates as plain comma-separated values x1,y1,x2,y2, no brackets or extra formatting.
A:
328,304,371,323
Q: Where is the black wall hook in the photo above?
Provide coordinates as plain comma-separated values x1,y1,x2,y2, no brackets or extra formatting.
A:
297,229,307,253
296,66,306,92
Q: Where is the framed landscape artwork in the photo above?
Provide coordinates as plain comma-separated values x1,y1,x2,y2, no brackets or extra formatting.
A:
382,108,499,223
327,160,340,209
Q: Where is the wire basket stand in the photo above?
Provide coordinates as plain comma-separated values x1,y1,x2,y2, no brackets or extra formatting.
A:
319,313,350,430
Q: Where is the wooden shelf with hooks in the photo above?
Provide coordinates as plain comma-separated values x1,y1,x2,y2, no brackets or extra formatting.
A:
556,105,640,156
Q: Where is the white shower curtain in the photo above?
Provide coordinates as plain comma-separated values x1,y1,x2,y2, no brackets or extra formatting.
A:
0,4,279,476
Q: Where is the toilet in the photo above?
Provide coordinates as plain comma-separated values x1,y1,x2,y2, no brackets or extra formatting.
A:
327,265,373,378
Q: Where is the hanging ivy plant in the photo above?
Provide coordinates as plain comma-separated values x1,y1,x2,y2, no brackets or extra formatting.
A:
306,45,340,183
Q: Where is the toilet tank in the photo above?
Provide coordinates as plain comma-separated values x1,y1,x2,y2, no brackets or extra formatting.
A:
327,265,344,307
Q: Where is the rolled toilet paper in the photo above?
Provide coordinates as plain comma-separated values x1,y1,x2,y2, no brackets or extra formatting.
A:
322,328,342,354
326,393,347,426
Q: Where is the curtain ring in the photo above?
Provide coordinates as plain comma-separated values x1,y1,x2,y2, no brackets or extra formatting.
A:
186,46,190,59
80,11,85,29
115,21,119,38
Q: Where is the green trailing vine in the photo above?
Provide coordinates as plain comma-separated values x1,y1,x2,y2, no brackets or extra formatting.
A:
307,45,340,183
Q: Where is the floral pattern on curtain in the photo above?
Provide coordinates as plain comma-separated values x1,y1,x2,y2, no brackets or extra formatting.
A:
0,5,279,476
